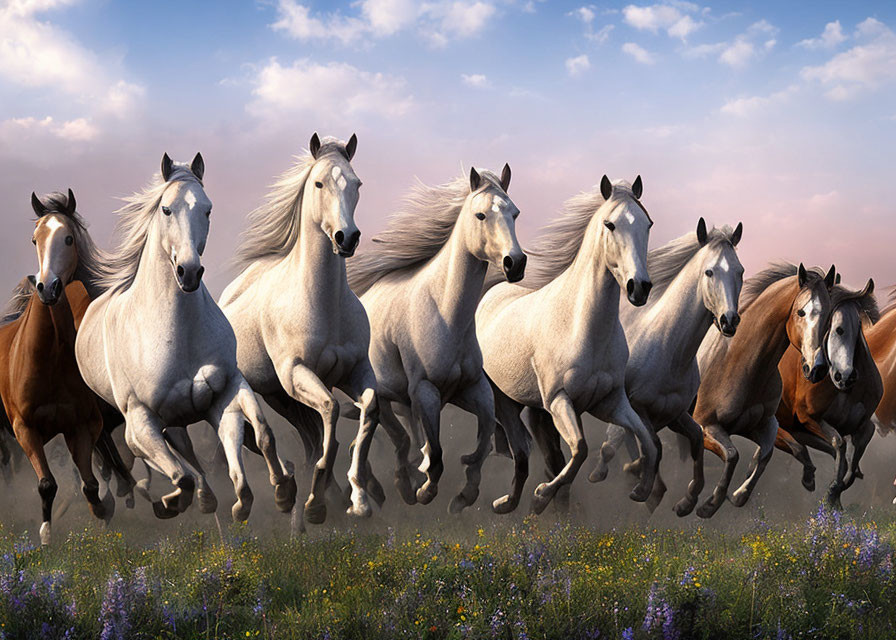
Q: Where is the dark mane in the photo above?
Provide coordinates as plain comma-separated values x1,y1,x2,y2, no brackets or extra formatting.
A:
831,283,879,324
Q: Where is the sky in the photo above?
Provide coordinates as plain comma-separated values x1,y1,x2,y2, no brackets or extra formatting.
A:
1,0,895,297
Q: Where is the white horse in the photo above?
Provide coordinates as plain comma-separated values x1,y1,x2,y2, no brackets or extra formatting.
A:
347,165,525,512
477,176,657,514
75,154,297,521
220,134,381,523
584,220,744,515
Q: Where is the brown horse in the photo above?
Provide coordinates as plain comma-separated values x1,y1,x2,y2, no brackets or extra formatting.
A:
0,191,113,544
687,263,835,518
775,279,881,508
865,288,896,497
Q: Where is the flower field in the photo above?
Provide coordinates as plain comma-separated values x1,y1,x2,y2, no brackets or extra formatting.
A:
0,505,894,639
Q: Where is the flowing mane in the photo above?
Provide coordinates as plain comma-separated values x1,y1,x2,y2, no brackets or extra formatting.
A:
878,285,896,317
516,180,640,291
739,262,830,312
347,169,504,296
644,225,738,304
98,165,201,293
831,283,879,325
3,191,109,322
233,138,351,272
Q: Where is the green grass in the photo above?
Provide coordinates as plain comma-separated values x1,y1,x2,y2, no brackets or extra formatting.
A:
0,505,894,639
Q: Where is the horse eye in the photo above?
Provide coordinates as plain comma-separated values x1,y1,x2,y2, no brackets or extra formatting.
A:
705,269,713,278
797,309,806,317
65,236,73,246
31,237,36,245
206,208,212,218
604,221,615,231
475,212,486,221
836,326,844,335
512,211,519,220
162,206,171,216
315,181,324,189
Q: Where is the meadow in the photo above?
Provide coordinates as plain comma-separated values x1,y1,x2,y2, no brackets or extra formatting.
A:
0,503,893,640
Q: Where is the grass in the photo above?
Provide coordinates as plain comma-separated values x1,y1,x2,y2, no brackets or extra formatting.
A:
0,505,893,639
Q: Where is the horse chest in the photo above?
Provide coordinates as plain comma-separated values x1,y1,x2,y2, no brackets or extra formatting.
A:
147,364,230,423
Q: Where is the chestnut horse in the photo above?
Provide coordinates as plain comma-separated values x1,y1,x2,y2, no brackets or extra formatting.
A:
0,191,113,544
864,288,896,499
689,263,835,518
775,280,880,508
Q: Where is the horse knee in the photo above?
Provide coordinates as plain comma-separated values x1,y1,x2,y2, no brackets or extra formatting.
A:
571,439,588,461
724,446,739,465
38,477,57,502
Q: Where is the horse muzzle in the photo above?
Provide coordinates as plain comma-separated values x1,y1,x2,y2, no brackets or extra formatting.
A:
802,352,829,384
626,278,652,307
717,311,740,337
503,252,527,283
832,368,857,391
35,277,62,305
175,264,205,293
333,228,361,257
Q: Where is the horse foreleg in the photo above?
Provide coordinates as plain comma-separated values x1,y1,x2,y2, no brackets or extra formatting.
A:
775,426,816,491
164,426,218,514
609,401,660,504
491,384,530,514
447,373,496,514
15,421,57,545
342,364,380,518
124,405,194,519
65,417,113,524
527,406,569,512
377,401,417,504
281,364,339,525
697,424,739,519
410,380,443,505
730,416,778,507
234,381,296,515
666,413,705,517
530,391,586,515
844,419,874,490
589,423,626,483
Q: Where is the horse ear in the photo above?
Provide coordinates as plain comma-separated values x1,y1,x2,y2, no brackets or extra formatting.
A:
632,175,643,199
190,153,205,180
824,265,836,289
731,222,743,247
31,192,47,217
470,167,482,192
798,263,808,287
696,217,708,245
862,278,874,296
500,163,511,192
600,175,612,200
27,275,36,287
835,273,841,284
161,153,174,182
310,132,321,159
66,189,76,215
345,134,357,161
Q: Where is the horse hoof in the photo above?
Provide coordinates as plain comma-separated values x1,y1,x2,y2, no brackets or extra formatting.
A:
39,522,51,546
629,484,650,503
492,495,517,515
125,493,135,510
368,477,386,507
394,472,417,505
274,476,297,513
152,501,180,520
531,483,552,515
622,460,643,476
304,500,327,525
99,491,115,523
197,488,218,514
416,483,438,505
232,502,252,523
696,499,720,519
135,479,152,503
588,465,609,483
449,490,476,514
730,490,749,508
346,499,372,518
673,496,697,517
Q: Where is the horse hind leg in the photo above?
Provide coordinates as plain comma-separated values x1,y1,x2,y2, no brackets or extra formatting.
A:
589,424,626,483
775,427,816,491
666,414,706,517
528,406,569,512
844,419,874,490
164,426,219,514
65,422,114,524
730,416,779,508
609,402,660,503
378,401,418,505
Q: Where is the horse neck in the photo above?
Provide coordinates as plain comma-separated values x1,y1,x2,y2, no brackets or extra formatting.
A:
729,282,793,375
74,266,103,300
552,225,620,339
638,262,714,368
20,289,77,355
286,204,349,312
421,227,487,331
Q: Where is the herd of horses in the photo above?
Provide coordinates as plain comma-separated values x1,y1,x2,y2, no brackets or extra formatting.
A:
2,133,895,544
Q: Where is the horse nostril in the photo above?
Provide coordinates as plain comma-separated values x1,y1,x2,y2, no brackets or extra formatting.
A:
176,265,185,277
642,280,653,295
732,314,741,327
335,230,345,245
626,279,635,295
802,363,810,375
36,282,44,292
503,256,514,271
834,371,842,382
197,266,205,281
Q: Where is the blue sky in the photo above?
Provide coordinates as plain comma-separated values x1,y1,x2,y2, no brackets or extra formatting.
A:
2,0,895,295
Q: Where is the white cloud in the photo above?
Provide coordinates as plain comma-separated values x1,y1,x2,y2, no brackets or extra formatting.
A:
588,23,614,43
622,41,656,64
461,73,490,88
801,18,896,100
719,38,754,67
0,115,98,142
248,58,415,123
622,3,703,41
686,19,777,68
565,54,591,76
572,6,595,24
798,20,846,50
720,85,797,117
270,0,498,47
